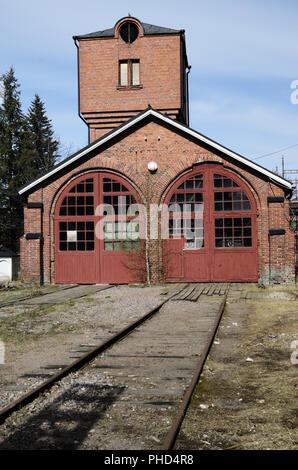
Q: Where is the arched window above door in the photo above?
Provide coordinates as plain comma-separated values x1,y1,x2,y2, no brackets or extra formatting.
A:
213,173,251,212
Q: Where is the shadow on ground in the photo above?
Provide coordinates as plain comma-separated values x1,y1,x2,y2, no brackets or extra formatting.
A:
0,383,124,450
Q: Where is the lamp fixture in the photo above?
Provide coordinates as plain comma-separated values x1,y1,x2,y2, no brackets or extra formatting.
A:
147,161,158,172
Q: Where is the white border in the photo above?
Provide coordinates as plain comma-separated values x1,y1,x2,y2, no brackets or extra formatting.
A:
19,109,293,195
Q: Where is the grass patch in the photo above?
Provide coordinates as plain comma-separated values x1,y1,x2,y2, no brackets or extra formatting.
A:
0,304,55,343
175,295,297,450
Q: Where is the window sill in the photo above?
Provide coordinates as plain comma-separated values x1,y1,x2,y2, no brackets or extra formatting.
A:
117,85,143,90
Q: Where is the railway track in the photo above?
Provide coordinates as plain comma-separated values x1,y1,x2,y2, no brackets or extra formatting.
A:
0,283,228,450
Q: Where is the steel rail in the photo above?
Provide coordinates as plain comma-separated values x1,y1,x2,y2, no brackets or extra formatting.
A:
0,284,186,425
162,294,227,450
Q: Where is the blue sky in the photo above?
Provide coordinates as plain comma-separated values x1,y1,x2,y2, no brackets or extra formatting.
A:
1,0,298,175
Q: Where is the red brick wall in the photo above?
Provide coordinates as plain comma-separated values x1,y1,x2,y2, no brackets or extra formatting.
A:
21,121,295,285
20,199,43,283
78,23,183,139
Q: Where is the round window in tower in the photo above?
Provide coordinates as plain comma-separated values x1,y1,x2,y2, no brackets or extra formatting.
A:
119,22,139,43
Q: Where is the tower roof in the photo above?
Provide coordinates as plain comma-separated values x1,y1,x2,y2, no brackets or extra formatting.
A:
73,21,183,40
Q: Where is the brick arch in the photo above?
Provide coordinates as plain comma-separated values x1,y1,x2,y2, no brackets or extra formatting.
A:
114,17,144,39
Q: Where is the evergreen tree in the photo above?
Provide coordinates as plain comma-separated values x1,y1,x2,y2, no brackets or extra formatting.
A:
0,68,32,252
27,94,60,175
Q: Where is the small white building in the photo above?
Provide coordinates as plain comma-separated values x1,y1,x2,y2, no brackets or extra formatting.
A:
0,247,19,283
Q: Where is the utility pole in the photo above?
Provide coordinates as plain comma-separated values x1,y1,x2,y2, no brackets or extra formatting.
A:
282,155,285,178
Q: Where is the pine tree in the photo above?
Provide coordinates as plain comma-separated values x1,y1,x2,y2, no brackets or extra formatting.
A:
0,68,32,252
27,94,60,176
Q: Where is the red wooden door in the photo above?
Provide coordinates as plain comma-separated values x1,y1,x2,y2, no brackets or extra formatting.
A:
54,172,145,284
163,164,258,282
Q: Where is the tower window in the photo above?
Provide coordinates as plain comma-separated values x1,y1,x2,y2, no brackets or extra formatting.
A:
119,22,139,43
119,60,140,87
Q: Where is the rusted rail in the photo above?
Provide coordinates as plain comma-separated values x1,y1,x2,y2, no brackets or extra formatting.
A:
162,294,227,450
0,285,186,425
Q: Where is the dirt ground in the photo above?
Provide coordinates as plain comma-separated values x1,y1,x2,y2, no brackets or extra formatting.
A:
0,282,297,450
0,283,176,408
175,289,298,450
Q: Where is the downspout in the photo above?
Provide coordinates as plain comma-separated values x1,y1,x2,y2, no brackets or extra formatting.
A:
73,38,90,144
180,31,191,126
186,65,191,127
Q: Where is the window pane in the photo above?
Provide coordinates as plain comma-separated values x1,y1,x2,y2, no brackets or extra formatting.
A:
194,179,203,189
123,241,131,250
120,62,128,86
223,178,232,188
132,61,140,85
244,238,252,247
234,239,242,247
131,241,141,250
76,184,84,193
68,207,76,216
86,183,93,192
224,202,232,211
224,192,233,201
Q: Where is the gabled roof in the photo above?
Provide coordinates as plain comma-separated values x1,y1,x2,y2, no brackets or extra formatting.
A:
73,22,182,40
18,107,293,196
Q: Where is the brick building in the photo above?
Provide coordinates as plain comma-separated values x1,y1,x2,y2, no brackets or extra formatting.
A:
19,16,295,285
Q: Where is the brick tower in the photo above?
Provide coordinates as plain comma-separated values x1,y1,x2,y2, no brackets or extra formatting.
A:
73,16,190,142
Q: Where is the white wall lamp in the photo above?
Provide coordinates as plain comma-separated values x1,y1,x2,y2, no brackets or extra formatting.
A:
147,161,158,173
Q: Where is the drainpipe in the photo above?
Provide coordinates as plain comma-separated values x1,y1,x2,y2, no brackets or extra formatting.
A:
73,38,90,144
186,65,191,127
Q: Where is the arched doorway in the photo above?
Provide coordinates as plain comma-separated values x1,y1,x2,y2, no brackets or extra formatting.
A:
163,163,258,282
54,172,145,284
